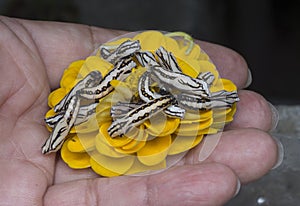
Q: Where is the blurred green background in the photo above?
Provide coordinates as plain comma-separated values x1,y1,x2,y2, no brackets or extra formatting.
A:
1,0,300,104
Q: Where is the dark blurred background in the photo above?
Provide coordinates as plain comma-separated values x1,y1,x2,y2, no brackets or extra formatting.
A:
1,1,300,205
1,0,300,104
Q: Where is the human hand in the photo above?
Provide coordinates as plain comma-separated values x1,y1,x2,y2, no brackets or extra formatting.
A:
0,16,280,206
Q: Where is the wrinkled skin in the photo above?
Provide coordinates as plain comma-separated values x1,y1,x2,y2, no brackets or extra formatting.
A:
0,16,279,206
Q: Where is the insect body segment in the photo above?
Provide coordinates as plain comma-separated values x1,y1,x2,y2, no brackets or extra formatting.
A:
210,90,240,108
135,51,158,68
156,46,182,73
138,71,185,119
150,65,211,98
138,71,158,102
177,90,239,110
197,71,215,86
42,95,80,154
100,40,141,65
54,70,102,112
45,113,64,128
80,58,136,100
110,102,141,119
46,102,98,129
108,95,174,138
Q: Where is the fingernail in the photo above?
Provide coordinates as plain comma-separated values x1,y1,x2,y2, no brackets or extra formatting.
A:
271,136,284,170
268,102,280,132
234,178,241,197
245,68,252,88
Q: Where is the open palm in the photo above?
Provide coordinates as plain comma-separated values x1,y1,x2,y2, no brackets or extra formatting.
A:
0,16,279,206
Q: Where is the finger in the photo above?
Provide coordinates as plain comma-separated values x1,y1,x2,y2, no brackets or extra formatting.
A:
0,16,49,117
0,15,55,170
197,40,249,89
0,15,52,157
0,159,48,206
226,90,277,131
45,163,239,206
15,18,122,89
184,128,278,183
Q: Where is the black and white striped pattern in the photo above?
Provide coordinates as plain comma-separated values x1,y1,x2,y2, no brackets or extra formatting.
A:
43,39,239,154
108,95,174,138
80,58,136,100
54,70,102,112
100,40,141,65
42,96,80,154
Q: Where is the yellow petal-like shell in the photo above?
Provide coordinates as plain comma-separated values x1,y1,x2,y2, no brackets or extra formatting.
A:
95,132,125,158
90,157,121,177
79,56,113,77
90,152,135,175
67,133,96,152
181,110,213,123
61,138,91,169
144,114,180,136
133,31,165,51
99,122,133,147
103,37,131,47
137,135,171,166
176,118,213,135
72,115,100,133
48,88,66,108
119,125,148,151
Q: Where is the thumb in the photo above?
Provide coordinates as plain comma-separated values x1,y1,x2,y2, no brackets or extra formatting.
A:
44,163,239,206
